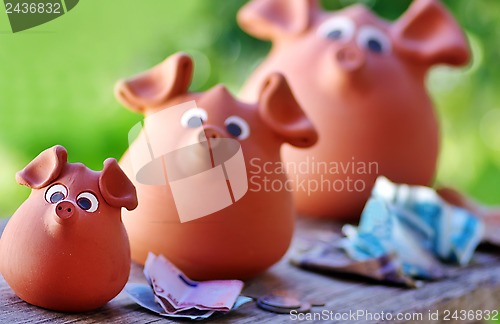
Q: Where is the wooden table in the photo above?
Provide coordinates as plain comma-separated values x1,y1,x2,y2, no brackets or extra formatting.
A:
1,217,499,324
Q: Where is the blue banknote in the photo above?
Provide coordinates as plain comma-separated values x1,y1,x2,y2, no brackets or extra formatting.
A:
342,177,485,279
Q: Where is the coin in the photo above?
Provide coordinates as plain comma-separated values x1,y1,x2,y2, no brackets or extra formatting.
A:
309,300,326,307
296,303,312,313
257,299,311,314
258,294,302,309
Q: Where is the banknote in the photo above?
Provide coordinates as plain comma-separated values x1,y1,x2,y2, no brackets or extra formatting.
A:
342,198,447,279
343,177,484,278
291,176,485,285
125,253,248,319
125,283,252,320
437,186,500,247
289,239,417,287
144,253,244,312
371,177,484,265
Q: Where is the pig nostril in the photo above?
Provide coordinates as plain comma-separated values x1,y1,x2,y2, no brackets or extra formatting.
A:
58,206,62,211
338,49,358,61
67,208,72,213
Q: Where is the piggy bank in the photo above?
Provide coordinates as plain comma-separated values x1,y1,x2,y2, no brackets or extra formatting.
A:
238,0,471,221
115,53,317,280
0,146,138,312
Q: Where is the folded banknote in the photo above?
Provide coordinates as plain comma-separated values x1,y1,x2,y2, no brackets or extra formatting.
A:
125,253,249,320
292,176,486,285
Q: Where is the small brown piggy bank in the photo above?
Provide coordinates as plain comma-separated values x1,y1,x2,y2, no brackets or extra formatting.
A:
0,146,138,312
238,0,471,221
115,53,317,280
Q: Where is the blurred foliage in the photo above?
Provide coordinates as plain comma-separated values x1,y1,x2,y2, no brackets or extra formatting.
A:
0,0,499,216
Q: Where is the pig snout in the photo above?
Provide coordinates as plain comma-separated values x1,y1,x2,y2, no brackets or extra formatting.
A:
335,45,365,72
198,125,225,149
54,201,77,224
200,125,223,140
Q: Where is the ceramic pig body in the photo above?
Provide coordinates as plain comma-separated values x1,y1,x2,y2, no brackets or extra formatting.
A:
0,146,138,312
238,0,471,221
115,53,317,280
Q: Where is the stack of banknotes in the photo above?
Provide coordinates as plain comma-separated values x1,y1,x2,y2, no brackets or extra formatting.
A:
125,253,252,319
292,176,488,287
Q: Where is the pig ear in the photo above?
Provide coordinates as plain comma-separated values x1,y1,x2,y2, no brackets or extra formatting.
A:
237,0,318,40
258,73,318,147
99,158,138,211
16,145,67,189
392,0,470,67
114,52,194,113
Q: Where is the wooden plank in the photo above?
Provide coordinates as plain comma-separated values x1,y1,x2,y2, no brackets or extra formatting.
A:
0,217,499,323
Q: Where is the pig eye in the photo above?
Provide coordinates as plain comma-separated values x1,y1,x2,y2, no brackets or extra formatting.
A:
357,26,391,54
318,17,355,42
45,184,68,204
76,192,99,213
181,108,208,128
225,116,250,140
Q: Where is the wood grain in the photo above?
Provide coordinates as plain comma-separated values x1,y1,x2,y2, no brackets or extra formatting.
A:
0,217,499,324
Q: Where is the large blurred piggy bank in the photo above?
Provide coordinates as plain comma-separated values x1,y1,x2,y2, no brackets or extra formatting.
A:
115,53,317,280
0,146,138,312
238,0,470,221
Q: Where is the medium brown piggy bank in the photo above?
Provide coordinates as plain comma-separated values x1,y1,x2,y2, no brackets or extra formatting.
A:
238,0,471,221
115,53,317,280
0,146,138,312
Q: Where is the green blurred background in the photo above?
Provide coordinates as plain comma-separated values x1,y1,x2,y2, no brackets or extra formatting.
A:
0,0,499,217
